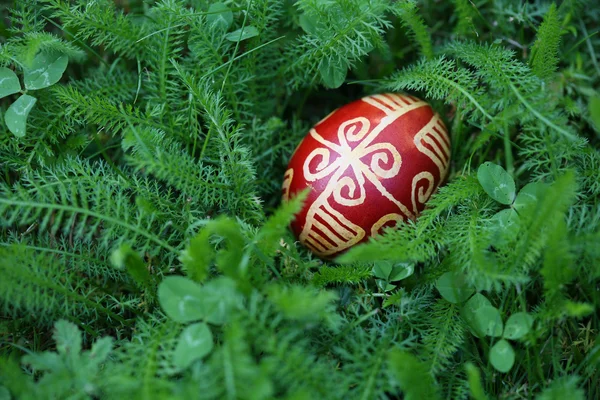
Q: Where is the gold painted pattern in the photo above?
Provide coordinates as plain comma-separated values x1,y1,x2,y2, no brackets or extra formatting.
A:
371,213,404,236
303,201,365,255
413,113,450,178
411,171,435,214
362,93,422,115
282,168,293,202
299,94,428,257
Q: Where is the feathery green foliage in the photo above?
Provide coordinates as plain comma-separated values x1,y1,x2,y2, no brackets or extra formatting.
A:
393,0,434,59
530,3,563,81
288,0,394,88
1,0,599,399
388,349,440,400
452,0,478,38
422,300,465,374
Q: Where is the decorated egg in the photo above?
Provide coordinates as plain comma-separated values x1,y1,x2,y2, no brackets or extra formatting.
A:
282,93,450,259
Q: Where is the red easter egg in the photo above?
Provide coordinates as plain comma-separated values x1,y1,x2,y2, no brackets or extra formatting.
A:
282,93,450,259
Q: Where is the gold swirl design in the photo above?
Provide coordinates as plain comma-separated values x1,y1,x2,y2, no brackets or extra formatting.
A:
303,147,334,181
367,143,402,179
411,172,435,214
299,95,427,257
332,175,366,206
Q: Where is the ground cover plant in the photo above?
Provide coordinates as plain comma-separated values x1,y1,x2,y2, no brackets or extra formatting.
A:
1,0,599,398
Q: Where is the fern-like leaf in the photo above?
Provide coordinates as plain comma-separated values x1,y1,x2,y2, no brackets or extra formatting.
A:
44,0,148,59
384,57,492,120
529,3,562,81
392,0,434,59
0,159,180,256
422,300,465,375
0,245,127,326
122,126,229,217
286,0,393,88
452,0,478,38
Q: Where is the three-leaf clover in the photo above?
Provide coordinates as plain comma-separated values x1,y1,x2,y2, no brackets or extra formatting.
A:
435,272,534,373
0,67,21,98
477,162,549,247
373,261,414,292
207,2,233,31
157,275,242,370
173,322,214,370
489,313,533,373
1,51,69,137
461,293,497,338
489,339,515,373
319,58,347,89
23,52,69,90
4,94,37,138
225,26,260,42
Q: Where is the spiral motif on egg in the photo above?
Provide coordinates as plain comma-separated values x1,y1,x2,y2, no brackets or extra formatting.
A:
411,171,435,214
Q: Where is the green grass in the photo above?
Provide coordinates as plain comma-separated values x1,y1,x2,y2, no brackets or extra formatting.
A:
1,0,599,399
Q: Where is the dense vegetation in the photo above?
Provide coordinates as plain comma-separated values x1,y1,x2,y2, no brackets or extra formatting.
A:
1,0,599,399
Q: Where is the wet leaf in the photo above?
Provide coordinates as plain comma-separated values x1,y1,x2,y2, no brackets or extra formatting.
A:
207,2,233,31
0,67,21,98
503,312,533,340
436,271,474,303
490,339,515,373
173,322,213,369
225,26,259,42
24,52,68,90
477,162,516,205
5,94,37,137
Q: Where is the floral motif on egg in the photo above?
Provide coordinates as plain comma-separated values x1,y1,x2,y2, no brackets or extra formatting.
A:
283,93,450,258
